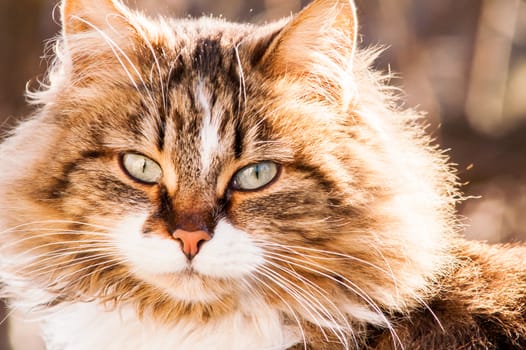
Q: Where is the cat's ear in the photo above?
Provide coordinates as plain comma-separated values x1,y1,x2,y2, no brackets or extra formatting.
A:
261,0,358,77
61,0,123,37
60,0,136,70
61,0,129,37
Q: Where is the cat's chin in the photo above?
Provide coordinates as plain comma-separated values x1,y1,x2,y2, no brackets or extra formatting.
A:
146,270,237,304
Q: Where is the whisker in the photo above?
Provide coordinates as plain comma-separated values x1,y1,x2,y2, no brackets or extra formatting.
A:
129,17,167,115
255,240,392,275
233,42,247,113
71,16,157,111
266,249,383,312
259,264,351,348
366,236,400,297
264,239,441,339
257,265,333,344
21,251,121,279
263,259,357,348
12,246,115,269
0,303,18,327
0,219,112,235
1,231,110,251
263,249,403,349
45,256,125,287
249,273,308,350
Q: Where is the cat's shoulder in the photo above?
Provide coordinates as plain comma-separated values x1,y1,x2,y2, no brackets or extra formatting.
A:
369,240,526,349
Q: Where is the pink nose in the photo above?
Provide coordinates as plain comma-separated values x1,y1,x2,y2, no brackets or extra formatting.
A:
172,229,211,259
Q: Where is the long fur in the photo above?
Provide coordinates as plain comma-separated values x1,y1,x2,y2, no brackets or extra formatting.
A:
1,0,525,349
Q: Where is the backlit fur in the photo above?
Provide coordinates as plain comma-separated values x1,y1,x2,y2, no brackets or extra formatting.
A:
1,0,525,349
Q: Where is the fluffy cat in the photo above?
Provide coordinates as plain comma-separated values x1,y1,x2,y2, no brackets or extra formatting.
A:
1,0,525,349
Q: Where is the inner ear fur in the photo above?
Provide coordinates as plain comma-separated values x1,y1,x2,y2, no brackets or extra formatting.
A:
60,0,138,81
261,0,358,77
61,0,131,38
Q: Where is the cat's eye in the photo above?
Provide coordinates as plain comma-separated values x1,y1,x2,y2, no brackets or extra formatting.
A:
121,153,162,184
232,161,279,191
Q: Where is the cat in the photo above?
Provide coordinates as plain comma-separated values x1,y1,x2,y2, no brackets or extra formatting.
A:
1,0,525,349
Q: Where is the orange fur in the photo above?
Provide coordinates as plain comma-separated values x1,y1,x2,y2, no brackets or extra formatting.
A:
0,0,525,349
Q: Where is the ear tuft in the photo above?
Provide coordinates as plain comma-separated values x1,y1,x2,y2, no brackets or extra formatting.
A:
59,0,137,79
61,0,133,45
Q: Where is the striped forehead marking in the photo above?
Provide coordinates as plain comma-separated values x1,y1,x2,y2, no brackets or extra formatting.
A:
197,80,221,178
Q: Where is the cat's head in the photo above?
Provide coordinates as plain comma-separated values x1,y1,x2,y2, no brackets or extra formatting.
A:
0,0,458,332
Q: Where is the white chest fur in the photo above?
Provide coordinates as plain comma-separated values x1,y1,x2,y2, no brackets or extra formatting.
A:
40,301,300,350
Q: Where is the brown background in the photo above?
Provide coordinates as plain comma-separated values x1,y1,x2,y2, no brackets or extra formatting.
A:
1,0,525,348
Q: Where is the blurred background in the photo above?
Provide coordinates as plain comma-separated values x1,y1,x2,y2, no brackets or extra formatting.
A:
0,0,525,348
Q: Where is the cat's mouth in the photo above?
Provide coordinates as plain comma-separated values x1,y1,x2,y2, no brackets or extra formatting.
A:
154,263,211,282
152,269,235,303
179,264,202,276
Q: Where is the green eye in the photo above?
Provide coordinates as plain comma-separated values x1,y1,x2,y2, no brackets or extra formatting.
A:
121,153,162,184
232,161,279,191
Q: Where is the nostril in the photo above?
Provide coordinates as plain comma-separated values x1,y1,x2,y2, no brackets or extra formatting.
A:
196,238,206,250
172,229,211,259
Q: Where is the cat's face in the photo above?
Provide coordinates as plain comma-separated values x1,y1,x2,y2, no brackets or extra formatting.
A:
0,0,458,330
